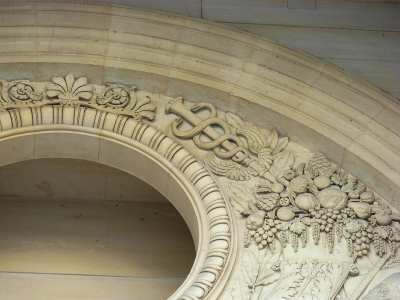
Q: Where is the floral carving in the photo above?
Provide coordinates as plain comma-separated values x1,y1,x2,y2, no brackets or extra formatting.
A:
0,74,157,122
46,73,94,104
0,80,42,104
232,247,281,300
96,84,156,120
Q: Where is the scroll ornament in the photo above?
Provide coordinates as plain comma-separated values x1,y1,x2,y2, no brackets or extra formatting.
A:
0,74,156,121
165,98,400,300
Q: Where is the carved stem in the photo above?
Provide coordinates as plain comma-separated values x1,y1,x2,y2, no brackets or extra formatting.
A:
347,252,391,300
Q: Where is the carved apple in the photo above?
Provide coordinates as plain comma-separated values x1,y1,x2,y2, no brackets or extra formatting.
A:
276,207,295,221
375,213,392,226
295,193,319,211
313,175,331,190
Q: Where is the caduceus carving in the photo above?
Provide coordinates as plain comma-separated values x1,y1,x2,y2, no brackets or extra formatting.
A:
165,97,276,182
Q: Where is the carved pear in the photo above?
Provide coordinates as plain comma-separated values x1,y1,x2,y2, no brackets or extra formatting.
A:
347,202,371,219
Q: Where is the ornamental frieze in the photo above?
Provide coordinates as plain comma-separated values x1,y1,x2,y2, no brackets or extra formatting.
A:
0,74,398,300
0,74,156,121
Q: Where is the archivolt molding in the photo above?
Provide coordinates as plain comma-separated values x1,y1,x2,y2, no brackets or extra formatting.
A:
0,74,236,300
0,73,399,299
0,1,398,205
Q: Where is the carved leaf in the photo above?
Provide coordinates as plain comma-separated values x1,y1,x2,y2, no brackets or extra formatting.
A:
273,137,289,155
300,218,311,226
255,269,279,287
65,73,75,91
266,128,279,149
300,261,314,278
374,226,389,239
204,152,253,181
241,250,259,287
392,222,400,241
258,148,273,169
72,76,88,91
226,112,244,129
345,220,363,233
46,83,64,97
237,125,267,153
228,182,257,214
134,96,157,120
269,152,295,177
231,278,251,300
290,221,306,234
51,76,68,93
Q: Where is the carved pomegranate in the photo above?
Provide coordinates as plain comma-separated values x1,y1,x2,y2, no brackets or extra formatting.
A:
295,193,319,211
347,202,371,219
313,175,331,190
289,176,309,194
246,210,266,230
318,186,348,210
276,207,295,221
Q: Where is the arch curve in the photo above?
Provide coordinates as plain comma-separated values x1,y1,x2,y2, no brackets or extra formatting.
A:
0,2,398,205
0,105,237,300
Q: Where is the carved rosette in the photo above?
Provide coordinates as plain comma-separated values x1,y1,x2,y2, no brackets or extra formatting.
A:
0,74,156,121
0,79,43,106
96,83,156,120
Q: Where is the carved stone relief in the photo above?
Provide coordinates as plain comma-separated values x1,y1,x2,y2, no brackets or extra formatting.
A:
165,98,400,300
0,74,398,300
0,74,235,300
0,74,156,121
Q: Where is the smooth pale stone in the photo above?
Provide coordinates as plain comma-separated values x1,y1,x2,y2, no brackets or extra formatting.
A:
34,132,100,161
0,272,184,300
105,172,167,202
98,137,169,198
0,134,35,167
0,196,195,278
325,59,400,99
108,0,201,17
229,24,400,62
202,0,400,31
166,174,201,248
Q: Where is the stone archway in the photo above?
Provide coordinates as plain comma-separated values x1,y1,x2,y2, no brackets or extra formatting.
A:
0,2,399,299
0,102,237,300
